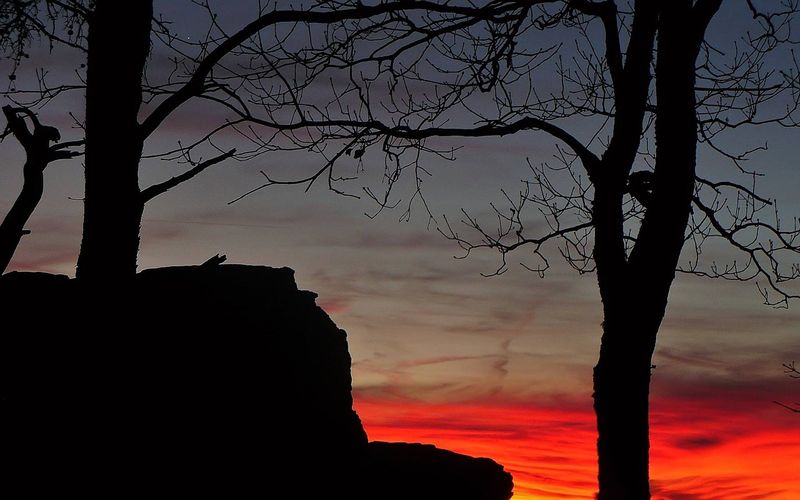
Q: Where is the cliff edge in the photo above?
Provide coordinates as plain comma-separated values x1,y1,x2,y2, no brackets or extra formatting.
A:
0,265,512,499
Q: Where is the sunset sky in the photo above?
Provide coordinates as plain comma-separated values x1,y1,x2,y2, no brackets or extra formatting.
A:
2,1,800,498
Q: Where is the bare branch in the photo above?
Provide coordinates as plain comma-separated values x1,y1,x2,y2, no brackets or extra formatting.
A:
1,105,34,150
140,148,236,203
695,175,772,206
139,0,541,140
773,400,800,413
0,103,81,274
691,195,800,307
567,0,623,90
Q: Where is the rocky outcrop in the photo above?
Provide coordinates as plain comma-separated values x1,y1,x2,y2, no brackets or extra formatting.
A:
362,442,515,499
0,265,512,498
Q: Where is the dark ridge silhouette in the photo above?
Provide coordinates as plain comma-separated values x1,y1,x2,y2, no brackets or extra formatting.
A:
361,442,514,500
0,264,512,499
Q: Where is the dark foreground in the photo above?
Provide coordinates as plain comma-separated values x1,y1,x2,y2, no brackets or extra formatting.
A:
0,264,513,499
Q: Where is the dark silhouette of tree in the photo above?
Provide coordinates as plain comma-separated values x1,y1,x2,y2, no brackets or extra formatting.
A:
217,1,800,498
0,105,82,274
4,1,800,498
446,4,798,497
2,0,530,283
449,3,798,498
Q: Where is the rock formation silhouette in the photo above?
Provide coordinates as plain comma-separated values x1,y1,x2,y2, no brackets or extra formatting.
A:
0,264,512,499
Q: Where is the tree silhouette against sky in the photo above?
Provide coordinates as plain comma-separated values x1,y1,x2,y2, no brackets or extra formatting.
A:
1,0,524,281
224,2,799,497
3,2,800,499
234,2,799,497
0,105,81,273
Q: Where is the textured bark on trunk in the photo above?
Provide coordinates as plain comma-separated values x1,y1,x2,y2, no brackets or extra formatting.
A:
76,1,153,282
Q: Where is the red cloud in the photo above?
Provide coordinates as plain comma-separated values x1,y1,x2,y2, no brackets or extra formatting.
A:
354,392,800,499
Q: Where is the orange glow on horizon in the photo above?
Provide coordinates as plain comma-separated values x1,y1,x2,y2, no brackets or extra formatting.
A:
354,394,800,499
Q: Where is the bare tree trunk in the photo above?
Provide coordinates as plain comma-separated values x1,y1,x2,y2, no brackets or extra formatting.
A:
593,297,663,500
0,105,79,274
593,345,653,499
593,2,700,497
76,0,152,282
591,140,654,497
592,175,657,499
0,157,45,273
